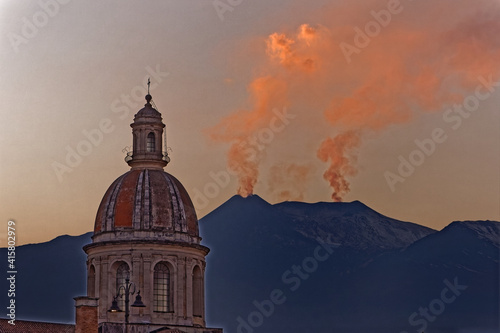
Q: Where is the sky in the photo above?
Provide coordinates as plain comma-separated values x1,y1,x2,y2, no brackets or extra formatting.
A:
1,0,499,246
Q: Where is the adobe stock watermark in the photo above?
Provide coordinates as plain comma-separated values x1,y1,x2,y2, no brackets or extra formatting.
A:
236,236,340,333
7,0,72,54
212,0,245,22
51,65,169,183
339,0,405,64
6,220,17,326
385,74,500,192
400,277,467,333
192,107,296,209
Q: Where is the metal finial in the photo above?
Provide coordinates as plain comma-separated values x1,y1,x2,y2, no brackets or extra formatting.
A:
145,78,152,105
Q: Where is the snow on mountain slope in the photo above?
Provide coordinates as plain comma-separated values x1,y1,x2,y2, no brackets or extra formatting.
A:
274,200,436,250
459,220,500,245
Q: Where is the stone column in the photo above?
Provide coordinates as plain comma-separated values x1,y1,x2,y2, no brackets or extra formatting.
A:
100,258,109,320
176,256,187,322
93,258,101,299
186,258,193,319
131,254,143,321
143,255,152,319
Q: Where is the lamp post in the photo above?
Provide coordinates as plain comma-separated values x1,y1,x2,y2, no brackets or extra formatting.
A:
109,276,145,333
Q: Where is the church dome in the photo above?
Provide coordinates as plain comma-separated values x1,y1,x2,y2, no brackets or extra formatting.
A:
91,93,201,245
93,169,200,243
134,97,162,120
83,90,217,332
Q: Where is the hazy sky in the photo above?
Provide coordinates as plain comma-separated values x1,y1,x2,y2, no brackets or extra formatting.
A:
1,0,499,245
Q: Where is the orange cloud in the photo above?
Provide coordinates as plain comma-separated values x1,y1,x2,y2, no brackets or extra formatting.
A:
207,76,288,196
208,0,500,201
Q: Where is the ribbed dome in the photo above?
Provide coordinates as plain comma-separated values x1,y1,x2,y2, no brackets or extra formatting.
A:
93,169,200,243
134,103,162,120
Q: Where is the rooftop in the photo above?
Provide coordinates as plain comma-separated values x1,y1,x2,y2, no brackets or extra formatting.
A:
0,319,75,333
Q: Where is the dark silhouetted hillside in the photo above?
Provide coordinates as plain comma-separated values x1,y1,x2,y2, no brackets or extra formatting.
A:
1,196,498,333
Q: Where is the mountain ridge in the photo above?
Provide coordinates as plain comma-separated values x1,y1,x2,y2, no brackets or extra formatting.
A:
1,195,498,332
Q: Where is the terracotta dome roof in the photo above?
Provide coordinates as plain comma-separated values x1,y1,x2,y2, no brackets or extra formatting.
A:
93,169,199,243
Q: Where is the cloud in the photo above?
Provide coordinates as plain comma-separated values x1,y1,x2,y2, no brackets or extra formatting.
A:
208,0,500,200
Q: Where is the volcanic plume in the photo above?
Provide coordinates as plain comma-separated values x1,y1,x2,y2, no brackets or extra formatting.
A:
207,76,288,196
208,0,500,201
317,131,360,202
268,163,314,202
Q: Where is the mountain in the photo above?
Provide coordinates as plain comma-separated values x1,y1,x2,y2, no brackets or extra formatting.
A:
1,195,498,333
200,196,498,333
325,220,500,332
0,232,92,323
273,199,435,250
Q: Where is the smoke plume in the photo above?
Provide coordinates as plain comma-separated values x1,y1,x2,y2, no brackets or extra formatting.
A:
317,131,360,202
268,163,314,201
208,0,500,201
207,76,288,196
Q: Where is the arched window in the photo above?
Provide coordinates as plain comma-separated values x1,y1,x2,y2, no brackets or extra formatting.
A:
88,265,96,297
192,266,203,317
147,132,155,152
154,263,171,312
116,263,129,310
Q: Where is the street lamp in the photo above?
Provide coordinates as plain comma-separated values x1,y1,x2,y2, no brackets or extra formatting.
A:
109,276,145,332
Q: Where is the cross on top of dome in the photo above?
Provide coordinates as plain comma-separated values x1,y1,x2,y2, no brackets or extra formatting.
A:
145,77,152,106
